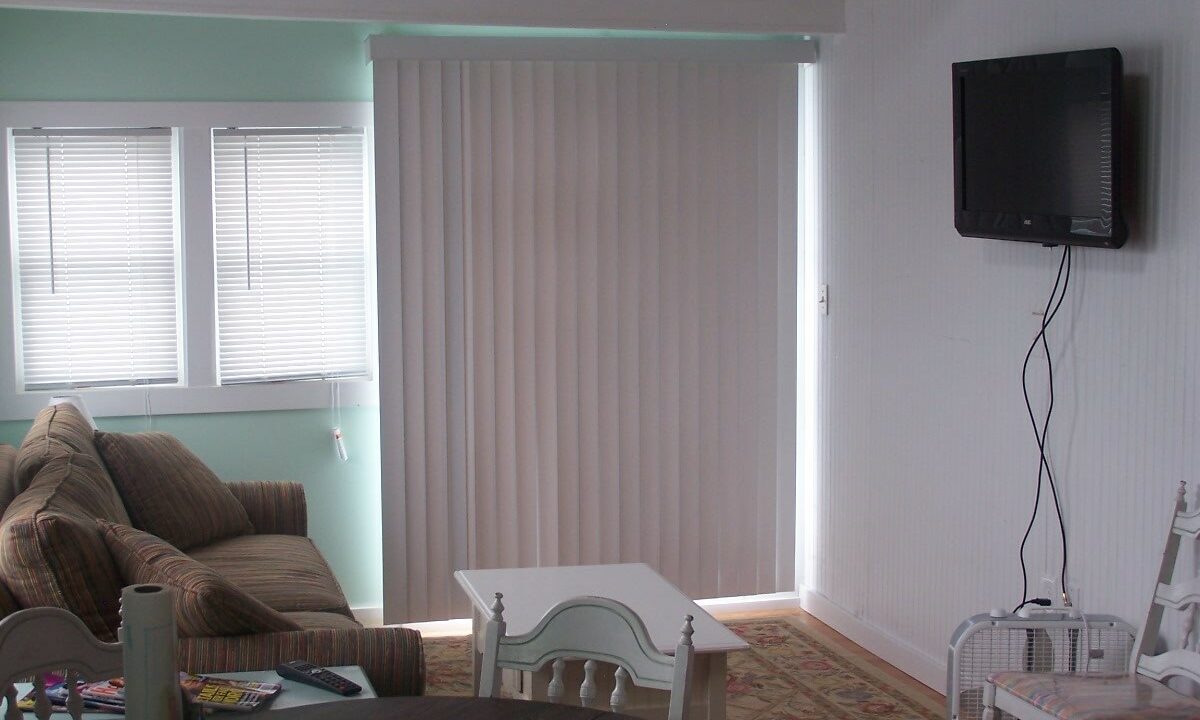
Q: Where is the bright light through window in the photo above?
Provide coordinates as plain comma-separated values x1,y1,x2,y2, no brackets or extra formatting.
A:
9,128,181,391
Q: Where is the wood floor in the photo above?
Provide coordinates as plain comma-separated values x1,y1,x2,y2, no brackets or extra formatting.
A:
709,608,946,708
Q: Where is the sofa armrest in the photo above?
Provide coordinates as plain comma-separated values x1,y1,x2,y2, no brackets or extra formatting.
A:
177,626,425,697
226,481,307,536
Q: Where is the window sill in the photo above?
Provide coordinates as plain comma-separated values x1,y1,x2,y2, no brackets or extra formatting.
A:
0,378,378,422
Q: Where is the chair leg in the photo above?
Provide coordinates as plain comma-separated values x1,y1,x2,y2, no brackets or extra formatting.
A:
981,682,996,720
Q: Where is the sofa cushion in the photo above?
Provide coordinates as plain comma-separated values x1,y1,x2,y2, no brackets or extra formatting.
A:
0,578,20,620
94,432,253,551
283,611,362,631
178,625,425,697
0,445,16,520
14,404,107,493
100,522,299,637
189,534,352,618
0,452,131,641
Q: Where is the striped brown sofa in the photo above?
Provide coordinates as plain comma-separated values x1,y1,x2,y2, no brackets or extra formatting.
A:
0,405,423,696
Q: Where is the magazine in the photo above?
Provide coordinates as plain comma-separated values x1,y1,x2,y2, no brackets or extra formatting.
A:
18,676,125,714
20,672,282,715
180,674,283,713
81,677,125,705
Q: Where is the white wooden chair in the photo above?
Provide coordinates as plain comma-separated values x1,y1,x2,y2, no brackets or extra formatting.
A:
478,593,695,720
983,481,1200,720
0,607,124,720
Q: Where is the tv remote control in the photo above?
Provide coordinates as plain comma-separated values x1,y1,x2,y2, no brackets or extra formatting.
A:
276,661,362,696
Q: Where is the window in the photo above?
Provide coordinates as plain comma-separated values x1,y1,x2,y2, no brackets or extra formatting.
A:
0,103,375,421
211,128,370,384
9,129,181,391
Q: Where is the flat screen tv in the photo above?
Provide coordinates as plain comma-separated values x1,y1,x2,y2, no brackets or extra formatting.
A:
953,47,1126,248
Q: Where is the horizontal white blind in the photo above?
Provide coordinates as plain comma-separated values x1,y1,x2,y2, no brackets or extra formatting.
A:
212,128,370,384
10,129,180,391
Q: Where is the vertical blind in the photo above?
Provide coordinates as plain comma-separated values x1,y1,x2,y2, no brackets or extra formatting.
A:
212,128,370,384
374,54,800,621
10,129,180,391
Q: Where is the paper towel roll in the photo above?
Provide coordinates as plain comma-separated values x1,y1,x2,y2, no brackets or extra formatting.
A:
119,584,182,720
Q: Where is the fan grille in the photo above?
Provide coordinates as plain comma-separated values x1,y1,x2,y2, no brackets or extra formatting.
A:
949,615,1135,720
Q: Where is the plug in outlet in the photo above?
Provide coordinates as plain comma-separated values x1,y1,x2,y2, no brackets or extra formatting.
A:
1065,583,1081,609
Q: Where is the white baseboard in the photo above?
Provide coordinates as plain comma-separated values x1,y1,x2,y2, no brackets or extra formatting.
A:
697,590,803,616
358,592,805,634
799,587,945,693
351,605,384,628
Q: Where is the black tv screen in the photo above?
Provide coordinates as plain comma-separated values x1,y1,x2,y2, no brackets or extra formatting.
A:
953,48,1126,248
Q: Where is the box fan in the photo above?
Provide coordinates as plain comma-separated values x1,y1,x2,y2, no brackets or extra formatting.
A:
947,608,1135,720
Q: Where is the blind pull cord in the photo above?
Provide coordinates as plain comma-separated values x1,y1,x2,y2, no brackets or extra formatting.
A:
243,138,252,291
44,145,56,295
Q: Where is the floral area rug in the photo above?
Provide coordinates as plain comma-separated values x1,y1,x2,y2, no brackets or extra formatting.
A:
421,614,945,719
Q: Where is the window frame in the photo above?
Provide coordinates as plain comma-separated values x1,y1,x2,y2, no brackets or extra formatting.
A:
0,102,378,421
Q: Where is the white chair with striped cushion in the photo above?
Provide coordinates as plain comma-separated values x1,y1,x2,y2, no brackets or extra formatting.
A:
478,593,695,720
983,482,1200,720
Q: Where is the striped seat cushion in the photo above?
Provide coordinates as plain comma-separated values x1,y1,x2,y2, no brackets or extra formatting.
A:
101,521,300,637
178,625,425,697
991,671,1200,719
0,452,131,641
95,431,253,551
189,534,353,618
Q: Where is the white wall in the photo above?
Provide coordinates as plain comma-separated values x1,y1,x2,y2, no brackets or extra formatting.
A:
807,0,1200,689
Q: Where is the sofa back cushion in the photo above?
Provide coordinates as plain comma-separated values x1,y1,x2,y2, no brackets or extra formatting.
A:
0,579,20,621
0,443,22,621
0,445,16,520
101,522,300,637
95,432,253,551
0,452,131,641
0,444,20,619
14,404,107,494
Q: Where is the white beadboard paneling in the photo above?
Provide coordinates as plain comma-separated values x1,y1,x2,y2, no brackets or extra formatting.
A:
812,0,1200,688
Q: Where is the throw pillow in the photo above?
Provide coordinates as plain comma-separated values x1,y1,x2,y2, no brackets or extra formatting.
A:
0,445,16,519
94,432,253,550
100,521,300,637
14,403,108,493
0,452,132,641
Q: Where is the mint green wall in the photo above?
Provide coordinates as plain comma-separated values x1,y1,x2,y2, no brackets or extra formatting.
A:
0,408,383,607
0,8,784,102
0,7,393,605
0,8,380,101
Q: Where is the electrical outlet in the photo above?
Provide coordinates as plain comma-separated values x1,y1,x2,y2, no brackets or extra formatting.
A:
817,284,829,316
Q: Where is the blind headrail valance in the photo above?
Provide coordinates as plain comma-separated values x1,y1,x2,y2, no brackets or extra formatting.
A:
367,35,816,64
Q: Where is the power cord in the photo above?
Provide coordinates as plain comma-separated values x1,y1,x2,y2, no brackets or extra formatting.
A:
1015,245,1073,614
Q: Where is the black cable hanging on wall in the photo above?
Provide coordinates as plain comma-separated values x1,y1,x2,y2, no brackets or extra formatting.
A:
1015,245,1073,613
